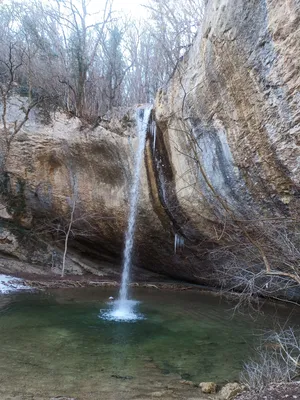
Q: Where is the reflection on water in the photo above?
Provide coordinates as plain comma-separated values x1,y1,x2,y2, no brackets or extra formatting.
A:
0,288,299,399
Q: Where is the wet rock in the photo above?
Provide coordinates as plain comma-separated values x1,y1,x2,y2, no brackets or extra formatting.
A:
218,383,245,399
199,381,217,394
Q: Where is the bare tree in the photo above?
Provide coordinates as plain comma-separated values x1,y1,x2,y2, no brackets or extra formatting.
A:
241,327,300,392
142,0,205,73
0,0,205,121
61,185,76,277
0,25,40,167
45,0,114,118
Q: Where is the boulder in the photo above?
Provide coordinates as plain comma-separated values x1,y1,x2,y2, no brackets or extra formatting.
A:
199,382,217,394
218,383,245,400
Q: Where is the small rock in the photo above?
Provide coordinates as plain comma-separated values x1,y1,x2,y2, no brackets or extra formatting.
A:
199,381,217,394
180,379,194,386
151,390,173,397
111,374,133,380
218,383,244,400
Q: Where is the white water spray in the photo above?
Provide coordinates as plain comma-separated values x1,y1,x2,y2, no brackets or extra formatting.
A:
102,105,152,322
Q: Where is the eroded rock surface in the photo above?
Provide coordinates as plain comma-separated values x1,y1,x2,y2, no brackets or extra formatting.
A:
155,0,300,224
0,108,168,276
153,0,300,289
0,0,299,289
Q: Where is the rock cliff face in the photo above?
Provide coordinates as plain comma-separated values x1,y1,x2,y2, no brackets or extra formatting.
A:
153,0,300,289
0,106,193,279
155,0,300,219
1,0,300,290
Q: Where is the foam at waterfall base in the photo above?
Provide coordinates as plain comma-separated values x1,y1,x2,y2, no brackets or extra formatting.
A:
99,299,145,322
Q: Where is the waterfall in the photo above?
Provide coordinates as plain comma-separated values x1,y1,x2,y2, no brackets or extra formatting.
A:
119,105,152,302
106,105,152,321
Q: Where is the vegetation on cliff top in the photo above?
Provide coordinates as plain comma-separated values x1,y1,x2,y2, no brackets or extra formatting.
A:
0,0,204,122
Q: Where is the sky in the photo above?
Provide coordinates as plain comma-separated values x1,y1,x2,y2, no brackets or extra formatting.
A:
112,0,147,18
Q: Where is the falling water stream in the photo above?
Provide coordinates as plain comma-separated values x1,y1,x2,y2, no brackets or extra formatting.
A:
102,105,152,321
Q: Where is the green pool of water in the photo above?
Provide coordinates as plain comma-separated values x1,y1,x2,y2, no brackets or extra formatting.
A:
0,287,298,399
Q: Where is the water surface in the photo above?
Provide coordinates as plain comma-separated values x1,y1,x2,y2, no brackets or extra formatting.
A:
0,288,298,399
